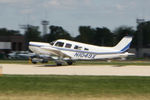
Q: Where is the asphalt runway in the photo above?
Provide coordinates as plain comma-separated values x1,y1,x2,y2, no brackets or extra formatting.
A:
1,64,150,76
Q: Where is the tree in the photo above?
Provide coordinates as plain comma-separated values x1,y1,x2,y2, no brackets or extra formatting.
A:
0,28,21,36
24,25,41,42
94,27,114,46
113,26,135,46
44,25,72,42
77,26,114,46
24,25,41,50
78,26,96,44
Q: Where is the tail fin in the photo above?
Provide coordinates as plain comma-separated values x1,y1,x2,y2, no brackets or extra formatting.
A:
113,36,133,52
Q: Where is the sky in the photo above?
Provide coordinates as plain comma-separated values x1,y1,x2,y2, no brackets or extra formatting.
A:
0,0,150,37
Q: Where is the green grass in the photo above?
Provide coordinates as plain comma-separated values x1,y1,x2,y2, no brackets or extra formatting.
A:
0,75,150,100
76,60,150,66
0,75,150,95
0,60,29,64
1,59,150,66
0,59,55,64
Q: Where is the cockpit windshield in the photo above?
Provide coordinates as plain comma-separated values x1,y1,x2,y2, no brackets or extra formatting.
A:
50,41,55,46
55,41,64,47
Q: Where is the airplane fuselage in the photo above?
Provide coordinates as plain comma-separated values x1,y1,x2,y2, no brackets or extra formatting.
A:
29,36,133,62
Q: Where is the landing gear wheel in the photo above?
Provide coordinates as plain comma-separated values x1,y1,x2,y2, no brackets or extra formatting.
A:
67,61,73,65
32,61,37,64
31,58,38,64
57,63,62,66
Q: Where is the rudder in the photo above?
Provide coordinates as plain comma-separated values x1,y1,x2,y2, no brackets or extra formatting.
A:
113,36,133,52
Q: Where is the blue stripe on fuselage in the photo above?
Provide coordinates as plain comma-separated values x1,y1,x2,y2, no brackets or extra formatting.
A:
53,47,121,54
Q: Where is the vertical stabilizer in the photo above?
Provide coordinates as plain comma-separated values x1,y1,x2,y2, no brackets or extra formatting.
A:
113,36,133,52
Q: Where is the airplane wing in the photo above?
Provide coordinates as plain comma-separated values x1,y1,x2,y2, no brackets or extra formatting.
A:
40,46,71,58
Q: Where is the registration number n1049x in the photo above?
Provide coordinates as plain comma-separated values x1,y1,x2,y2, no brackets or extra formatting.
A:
74,52,96,59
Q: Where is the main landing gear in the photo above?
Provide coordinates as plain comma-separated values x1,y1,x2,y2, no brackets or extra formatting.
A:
54,59,73,66
31,58,48,64
66,61,73,65
30,57,74,66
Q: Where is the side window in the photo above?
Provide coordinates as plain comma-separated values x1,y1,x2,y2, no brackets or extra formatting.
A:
78,46,82,50
74,45,79,49
84,48,89,51
55,42,64,47
74,45,82,50
65,43,72,48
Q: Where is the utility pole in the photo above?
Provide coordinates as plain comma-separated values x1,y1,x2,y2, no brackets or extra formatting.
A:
20,24,30,50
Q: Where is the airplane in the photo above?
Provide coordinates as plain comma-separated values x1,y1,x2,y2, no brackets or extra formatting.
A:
29,36,133,66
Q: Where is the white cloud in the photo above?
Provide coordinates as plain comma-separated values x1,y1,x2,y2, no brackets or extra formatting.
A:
116,4,125,10
20,8,33,14
0,0,19,3
0,0,36,15
46,0,60,7
43,0,91,9
115,1,137,11
43,0,74,8
84,0,91,5
0,0,34,5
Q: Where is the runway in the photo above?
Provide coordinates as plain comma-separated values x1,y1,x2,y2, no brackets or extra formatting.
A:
1,64,150,76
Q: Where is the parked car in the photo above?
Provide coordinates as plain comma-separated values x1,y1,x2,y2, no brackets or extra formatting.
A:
8,51,35,59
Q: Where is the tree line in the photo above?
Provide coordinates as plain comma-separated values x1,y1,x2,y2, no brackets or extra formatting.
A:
1,21,150,48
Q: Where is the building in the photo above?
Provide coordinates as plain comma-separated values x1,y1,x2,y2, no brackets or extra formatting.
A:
0,36,26,54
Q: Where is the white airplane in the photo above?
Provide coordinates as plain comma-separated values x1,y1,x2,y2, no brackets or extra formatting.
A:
29,36,133,66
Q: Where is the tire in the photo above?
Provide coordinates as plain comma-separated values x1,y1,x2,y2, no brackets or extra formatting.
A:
32,61,37,64
57,63,62,66
31,58,38,64
67,61,73,65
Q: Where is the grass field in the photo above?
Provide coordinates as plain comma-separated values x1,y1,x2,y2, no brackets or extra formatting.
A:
76,60,150,66
0,59,150,66
0,75,150,100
